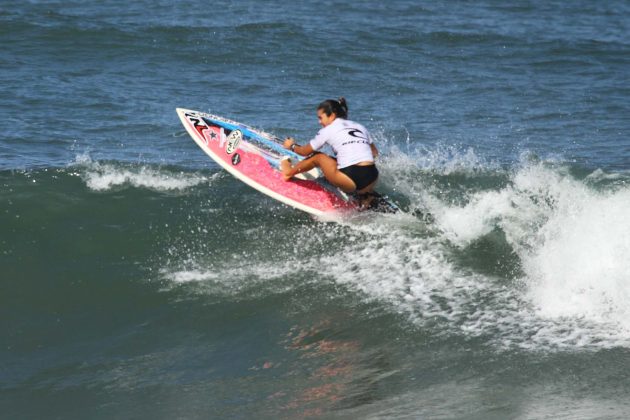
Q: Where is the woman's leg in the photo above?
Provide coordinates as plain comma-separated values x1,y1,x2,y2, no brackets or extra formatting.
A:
281,154,356,193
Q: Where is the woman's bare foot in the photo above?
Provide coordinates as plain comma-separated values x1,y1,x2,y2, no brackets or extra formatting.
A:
279,157,293,181
356,191,377,210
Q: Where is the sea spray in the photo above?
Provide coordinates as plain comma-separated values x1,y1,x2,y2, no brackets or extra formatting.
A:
420,157,630,347
523,185,630,328
143,140,630,350
70,153,215,192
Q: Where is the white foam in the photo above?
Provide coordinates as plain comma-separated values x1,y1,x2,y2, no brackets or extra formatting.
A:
379,142,494,176
318,151,630,349
422,160,630,348
71,153,213,192
160,259,304,298
167,269,220,284
377,143,498,214
157,142,630,351
586,168,623,182
319,226,481,319
523,184,630,328
431,189,513,245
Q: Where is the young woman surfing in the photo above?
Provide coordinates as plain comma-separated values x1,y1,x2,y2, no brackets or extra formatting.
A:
280,98,379,206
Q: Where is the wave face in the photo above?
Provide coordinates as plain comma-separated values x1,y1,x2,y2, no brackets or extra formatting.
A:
2,0,630,418
4,151,630,417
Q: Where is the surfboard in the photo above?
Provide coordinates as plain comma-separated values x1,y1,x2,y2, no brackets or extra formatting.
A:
176,108,398,216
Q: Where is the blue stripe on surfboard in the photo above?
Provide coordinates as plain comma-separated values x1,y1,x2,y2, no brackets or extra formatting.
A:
203,116,303,161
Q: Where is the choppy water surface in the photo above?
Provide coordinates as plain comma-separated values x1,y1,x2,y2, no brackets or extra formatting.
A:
2,1,630,418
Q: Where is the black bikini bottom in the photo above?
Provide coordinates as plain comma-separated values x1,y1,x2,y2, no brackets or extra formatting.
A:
339,164,379,191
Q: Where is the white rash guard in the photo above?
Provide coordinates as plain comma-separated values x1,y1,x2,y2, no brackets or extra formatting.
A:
309,118,374,169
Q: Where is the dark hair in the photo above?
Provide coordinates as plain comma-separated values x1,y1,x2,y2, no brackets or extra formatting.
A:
317,97,348,119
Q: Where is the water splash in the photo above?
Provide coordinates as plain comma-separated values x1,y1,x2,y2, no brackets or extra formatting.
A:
420,156,630,348
70,153,215,192
158,143,630,351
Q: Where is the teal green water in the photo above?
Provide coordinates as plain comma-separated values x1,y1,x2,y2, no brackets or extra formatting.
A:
2,1,630,418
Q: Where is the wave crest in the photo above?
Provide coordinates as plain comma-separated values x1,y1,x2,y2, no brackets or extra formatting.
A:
71,154,214,192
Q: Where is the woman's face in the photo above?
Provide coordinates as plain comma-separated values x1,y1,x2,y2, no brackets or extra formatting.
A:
317,109,336,127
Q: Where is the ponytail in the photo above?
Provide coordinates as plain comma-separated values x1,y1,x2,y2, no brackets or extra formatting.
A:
317,97,349,119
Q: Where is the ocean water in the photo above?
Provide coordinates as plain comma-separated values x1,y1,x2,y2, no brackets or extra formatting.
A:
2,0,630,418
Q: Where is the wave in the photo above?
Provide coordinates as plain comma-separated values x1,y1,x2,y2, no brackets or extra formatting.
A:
70,154,215,192
158,145,630,351
408,154,630,349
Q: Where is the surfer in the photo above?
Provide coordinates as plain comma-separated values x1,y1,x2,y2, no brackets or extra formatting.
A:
280,98,379,206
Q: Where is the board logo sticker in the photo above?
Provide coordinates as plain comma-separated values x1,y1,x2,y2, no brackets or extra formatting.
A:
226,130,242,155
186,113,212,141
231,153,241,165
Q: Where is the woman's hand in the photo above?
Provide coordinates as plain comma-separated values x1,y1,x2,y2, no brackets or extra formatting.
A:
283,137,295,149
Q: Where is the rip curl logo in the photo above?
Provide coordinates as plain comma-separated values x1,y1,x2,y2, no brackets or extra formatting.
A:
344,128,368,141
340,128,370,147
341,139,370,147
226,130,242,154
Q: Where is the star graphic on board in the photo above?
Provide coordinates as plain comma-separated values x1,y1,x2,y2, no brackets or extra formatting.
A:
210,132,217,139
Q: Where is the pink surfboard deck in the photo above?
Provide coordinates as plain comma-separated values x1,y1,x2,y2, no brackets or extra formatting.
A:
176,108,357,217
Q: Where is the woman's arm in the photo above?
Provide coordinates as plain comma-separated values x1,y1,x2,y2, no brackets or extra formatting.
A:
370,143,379,159
284,137,314,156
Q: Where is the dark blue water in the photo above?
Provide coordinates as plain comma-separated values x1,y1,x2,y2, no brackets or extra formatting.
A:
2,1,630,418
